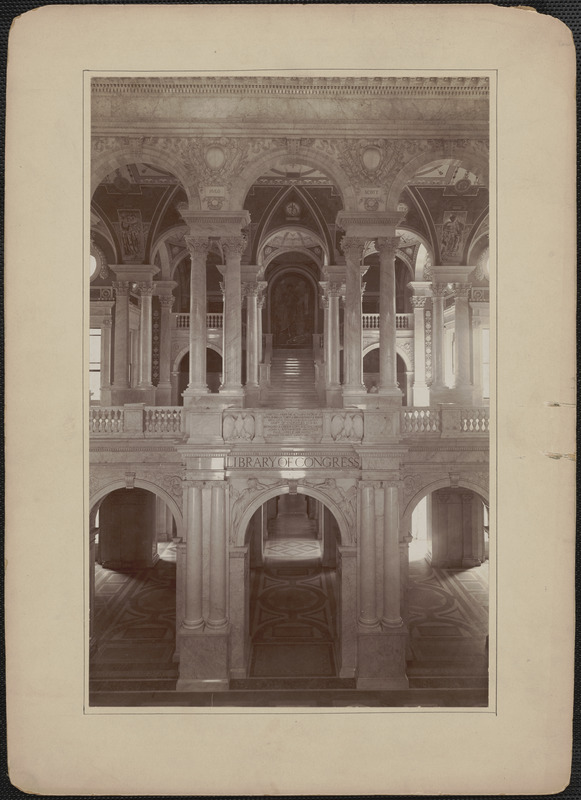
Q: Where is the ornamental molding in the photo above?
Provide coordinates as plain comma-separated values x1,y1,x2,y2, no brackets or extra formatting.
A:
89,468,184,499
91,76,490,98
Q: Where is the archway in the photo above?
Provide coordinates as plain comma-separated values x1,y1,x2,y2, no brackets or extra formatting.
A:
403,484,489,694
268,267,318,348
242,491,343,681
175,348,224,404
362,346,410,404
89,486,179,702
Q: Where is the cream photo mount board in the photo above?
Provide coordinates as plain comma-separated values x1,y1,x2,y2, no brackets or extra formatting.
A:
5,4,576,796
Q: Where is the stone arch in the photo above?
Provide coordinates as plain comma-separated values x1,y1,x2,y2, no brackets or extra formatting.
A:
234,484,353,548
90,143,200,210
150,224,189,279
172,342,222,373
89,478,185,539
229,148,358,211
386,146,489,213
362,341,413,372
401,474,489,532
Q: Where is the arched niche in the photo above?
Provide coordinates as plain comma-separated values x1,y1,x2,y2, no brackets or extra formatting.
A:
266,265,320,347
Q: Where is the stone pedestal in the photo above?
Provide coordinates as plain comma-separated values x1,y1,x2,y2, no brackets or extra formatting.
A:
356,628,408,690
176,630,229,691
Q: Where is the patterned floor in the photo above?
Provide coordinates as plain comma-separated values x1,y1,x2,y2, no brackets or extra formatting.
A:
249,496,336,678
90,542,178,690
406,541,489,688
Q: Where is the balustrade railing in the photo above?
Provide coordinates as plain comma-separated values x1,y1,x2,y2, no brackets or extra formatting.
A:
362,313,413,330
90,405,488,439
173,313,223,329
90,407,124,434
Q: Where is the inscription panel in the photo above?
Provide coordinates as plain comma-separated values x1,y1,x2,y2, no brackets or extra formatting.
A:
227,454,360,470
262,410,323,440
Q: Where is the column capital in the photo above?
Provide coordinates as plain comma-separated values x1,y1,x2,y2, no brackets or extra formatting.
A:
375,235,401,256
410,295,428,309
431,282,449,298
136,281,155,296
450,282,472,298
242,280,267,297
159,294,175,309
112,280,130,296
184,235,210,259
340,236,367,262
222,235,247,259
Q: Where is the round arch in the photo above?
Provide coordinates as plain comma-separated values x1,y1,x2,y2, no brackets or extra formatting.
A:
386,148,489,213
396,226,435,278
172,342,223,373
401,476,489,531
91,144,200,210
235,484,353,548
229,149,357,211
150,224,189,279
89,478,185,539
266,264,321,340
362,341,413,372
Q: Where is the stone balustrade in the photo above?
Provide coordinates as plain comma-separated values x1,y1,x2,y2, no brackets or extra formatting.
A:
173,313,224,329
362,313,413,330
90,404,489,440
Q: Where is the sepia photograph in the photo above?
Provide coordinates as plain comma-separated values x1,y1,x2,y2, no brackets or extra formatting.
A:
88,73,491,708
6,4,574,794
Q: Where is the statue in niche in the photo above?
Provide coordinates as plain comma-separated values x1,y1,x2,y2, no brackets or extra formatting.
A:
441,212,465,258
273,275,312,345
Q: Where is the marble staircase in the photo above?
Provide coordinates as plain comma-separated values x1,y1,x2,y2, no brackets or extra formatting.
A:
263,348,320,408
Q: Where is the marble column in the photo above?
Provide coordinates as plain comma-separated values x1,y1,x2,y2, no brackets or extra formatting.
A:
382,482,403,628
409,293,430,406
451,282,473,402
359,481,379,629
100,316,112,392
207,482,228,630
182,481,204,630
376,237,402,400
327,282,342,388
471,316,484,405
112,281,130,388
137,282,154,388
257,289,266,365
156,285,176,405
184,236,210,397
430,283,448,393
340,237,367,396
242,280,266,405
220,236,246,396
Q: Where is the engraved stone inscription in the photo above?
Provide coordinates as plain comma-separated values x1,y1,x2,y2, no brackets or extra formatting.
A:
262,410,322,439
227,454,361,470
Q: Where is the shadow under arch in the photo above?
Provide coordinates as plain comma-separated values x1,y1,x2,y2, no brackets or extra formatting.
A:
229,148,357,212
386,148,489,214
172,342,223,374
91,145,200,211
401,476,489,532
362,341,413,372
90,478,184,539
235,484,353,548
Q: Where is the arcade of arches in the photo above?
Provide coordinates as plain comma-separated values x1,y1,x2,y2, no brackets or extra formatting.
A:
89,76,490,706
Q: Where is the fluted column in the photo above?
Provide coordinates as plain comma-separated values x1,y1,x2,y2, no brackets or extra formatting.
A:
182,481,204,630
207,482,228,630
359,481,379,629
137,282,154,388
112,281,130,388
184,236,210,396
430,283,448,392
340,237,367,396
382,482,403,628
451,282,473,393
100,316,112,390
220,236,246,395
376,237,402,399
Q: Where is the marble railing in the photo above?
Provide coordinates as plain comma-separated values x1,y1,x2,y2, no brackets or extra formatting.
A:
90,405,489,440
90,405,183,436
362,313,413,330
173,313,224,329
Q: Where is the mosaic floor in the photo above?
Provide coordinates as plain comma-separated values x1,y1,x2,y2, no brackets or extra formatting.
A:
90,542,178,692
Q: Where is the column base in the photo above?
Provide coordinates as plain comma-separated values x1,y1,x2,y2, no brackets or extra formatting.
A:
177,628,229,688
356,627,408,690
325,385,343,407
342,386,369,408
182,384,210,402
378,385,403,403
